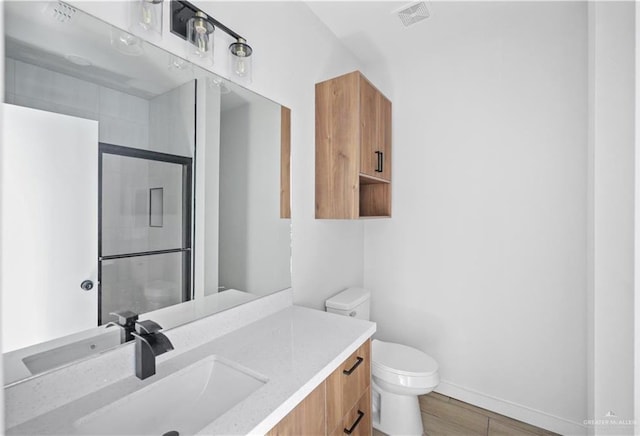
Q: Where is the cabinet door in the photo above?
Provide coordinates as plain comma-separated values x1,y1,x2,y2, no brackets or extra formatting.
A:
360,79,391,182
359,78,380,178
377,95,392,181
316,72,361,219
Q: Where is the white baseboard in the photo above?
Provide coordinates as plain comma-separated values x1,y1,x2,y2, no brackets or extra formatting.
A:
435,380,587,436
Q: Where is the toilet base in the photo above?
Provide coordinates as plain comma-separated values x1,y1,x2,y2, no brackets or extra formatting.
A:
372,380,425,436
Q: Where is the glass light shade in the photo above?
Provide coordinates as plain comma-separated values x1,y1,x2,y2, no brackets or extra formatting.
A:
228,40,253,83
209,77,231,95
131,0,163,35
110,29,144,57
186,12,214,64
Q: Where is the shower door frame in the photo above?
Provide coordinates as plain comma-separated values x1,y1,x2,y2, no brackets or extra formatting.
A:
97,143,193,325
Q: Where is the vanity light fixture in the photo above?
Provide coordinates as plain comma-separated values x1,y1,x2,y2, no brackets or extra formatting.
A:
131,0,163,35
171,0,253,80
187,11,215,63
229,38,252,82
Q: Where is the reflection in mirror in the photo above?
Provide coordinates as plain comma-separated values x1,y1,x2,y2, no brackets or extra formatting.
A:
1,1,291,385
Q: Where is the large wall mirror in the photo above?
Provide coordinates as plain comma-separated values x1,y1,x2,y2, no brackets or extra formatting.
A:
2,1,291,385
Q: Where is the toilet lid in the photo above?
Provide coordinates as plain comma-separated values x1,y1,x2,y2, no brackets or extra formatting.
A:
372,340,438,377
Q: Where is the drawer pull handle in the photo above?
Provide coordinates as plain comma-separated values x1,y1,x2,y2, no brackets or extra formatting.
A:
344,410,365,434
343,356,364,376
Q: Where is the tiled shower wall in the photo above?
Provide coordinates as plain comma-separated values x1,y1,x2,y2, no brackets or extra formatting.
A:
4,59,149,149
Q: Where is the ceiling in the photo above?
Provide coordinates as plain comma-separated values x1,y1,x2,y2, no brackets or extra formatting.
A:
306,1,531,75
306,1,437,68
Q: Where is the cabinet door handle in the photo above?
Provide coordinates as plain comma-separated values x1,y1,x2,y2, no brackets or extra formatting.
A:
343,410,365,434
343,356,364,375
375,151,383,173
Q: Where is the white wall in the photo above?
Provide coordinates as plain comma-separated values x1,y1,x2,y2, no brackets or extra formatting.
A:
589,2,635,434
363,3,589,434
219,99,290,295
197,80,221,298
219,104,251,291
148,81,195,157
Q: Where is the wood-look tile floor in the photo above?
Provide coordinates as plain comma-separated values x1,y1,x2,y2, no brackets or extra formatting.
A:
372,392,559,436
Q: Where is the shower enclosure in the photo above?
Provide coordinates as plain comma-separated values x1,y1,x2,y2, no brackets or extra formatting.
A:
98,143,192,324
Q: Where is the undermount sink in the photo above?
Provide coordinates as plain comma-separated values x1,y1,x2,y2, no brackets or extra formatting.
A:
73,355,267,435
22,331,121,376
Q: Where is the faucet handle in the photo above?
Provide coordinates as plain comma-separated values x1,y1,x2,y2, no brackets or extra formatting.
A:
110,310,138,327
135,319,163,335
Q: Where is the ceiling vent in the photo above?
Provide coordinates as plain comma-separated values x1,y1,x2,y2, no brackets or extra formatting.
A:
44,1,77,24
394,1,430,27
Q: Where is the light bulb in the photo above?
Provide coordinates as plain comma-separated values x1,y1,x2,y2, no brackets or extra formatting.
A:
186,12,214,63
194,29,209,56
234,58,247,76
132,0,162,34
140,2,153,28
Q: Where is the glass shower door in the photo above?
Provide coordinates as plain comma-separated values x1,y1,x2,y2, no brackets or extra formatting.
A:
98,143,192,324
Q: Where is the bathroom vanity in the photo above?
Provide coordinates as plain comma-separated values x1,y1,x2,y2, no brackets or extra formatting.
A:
4,290,376,435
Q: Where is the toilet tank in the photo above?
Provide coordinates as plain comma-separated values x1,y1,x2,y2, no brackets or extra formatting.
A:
325,288,370,320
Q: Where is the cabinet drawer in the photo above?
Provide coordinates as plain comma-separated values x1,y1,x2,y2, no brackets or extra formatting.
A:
327,340,371,433
330,387,371,436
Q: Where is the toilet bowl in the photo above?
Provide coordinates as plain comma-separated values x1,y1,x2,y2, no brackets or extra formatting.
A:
371,339,439,435
325,288,440,436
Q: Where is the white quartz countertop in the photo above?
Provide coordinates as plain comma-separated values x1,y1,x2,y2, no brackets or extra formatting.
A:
7,305,376,435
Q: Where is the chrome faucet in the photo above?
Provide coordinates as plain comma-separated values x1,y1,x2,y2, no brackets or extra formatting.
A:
131,320,174,380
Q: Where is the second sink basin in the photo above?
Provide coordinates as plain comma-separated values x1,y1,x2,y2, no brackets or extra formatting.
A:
73,355,267,435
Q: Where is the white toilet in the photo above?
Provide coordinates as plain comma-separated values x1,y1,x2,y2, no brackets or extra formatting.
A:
326,288,439,436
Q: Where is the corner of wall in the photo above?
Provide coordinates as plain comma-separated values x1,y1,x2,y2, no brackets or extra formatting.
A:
635,2,640,434
0,0,5,429
586,3,596,434
590,2,636,434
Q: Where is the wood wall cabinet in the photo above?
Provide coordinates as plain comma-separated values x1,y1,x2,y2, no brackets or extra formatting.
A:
316,71,392,219
267,340,371,436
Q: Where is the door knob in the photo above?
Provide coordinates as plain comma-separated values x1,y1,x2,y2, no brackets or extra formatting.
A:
80,280,94,291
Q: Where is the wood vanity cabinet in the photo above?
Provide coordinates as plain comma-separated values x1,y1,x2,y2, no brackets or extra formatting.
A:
315,71,392,219
267,382,327,436
267,339,371,436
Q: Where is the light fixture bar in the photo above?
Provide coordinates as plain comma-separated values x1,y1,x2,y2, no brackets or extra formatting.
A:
170,0,246,43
